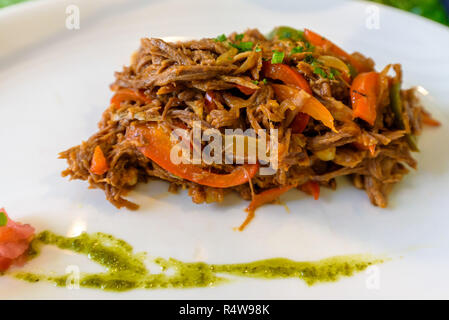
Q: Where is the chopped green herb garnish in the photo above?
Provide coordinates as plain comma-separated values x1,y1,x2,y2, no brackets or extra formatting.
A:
313,67,328,78
309,61,340,79
304,54,316,64
215,34,227,42
239,41,254,51
291,46,304,55
305,42,315,52
252,80,259,85
262,78,268,85
255,45,262,52
0,211,7,227
348,63,358,78
235,34,244,41
307,58,330,79
271,51,285,64
291,43,314,55
230,41,254,52
310,60,322,68
329,68,340,80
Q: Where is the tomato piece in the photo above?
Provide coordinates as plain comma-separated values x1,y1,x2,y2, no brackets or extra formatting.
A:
0,209,35,272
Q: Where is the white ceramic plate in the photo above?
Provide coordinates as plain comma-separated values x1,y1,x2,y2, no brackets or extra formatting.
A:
1,0,448,299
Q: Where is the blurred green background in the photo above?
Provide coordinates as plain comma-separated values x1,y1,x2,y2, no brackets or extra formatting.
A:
371,0,449,25
0,0,26,8
0,0,448,26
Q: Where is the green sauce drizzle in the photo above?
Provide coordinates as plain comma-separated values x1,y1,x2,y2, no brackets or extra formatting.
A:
11,231,385,292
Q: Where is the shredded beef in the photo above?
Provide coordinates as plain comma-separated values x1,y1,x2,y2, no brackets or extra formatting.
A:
60,27,436,212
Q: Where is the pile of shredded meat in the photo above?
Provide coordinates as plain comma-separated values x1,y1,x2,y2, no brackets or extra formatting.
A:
60,27,440,229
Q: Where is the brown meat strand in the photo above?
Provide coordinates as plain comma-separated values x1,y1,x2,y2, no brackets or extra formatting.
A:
115,65,236,88
307,123,361,151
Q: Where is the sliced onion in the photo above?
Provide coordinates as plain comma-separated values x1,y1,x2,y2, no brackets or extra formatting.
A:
315,147,336,161
234,51,259,74
317,55,350,77
216,47,238,65
223,134,264,164
219,75,259,89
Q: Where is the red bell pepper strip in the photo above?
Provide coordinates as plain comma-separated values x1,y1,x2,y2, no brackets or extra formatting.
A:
290,112,310,134
298,181,320,200
204,91,218,112
0,258,11,272
262,61,313,133
90,145,109,175
368,144,376,156
111,88,152,108
350,72,380,126
236,85,257,95
239,185,295,231
353,142,376,156
262,61,312,94
271,84,336,132
126,123,259,188
421,110,441,127
304,29,368,73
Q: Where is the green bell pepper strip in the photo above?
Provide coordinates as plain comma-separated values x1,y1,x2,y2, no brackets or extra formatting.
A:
390,81,419,152
267,26,304,41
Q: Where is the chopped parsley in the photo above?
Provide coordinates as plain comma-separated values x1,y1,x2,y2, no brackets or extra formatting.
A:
215,34,227,42
291,46,304,55
304,54,316,64
230,41,254,52
262,78,268,85
305,42,315,52
328,68,340,80
271,51,285,64
304,55,337,79
235,33,244,41
348,63,358,78
240,41,254,51
0,211,7,227
313,67,328,78
312,65,341,80
229,33,253,52
255,45,262,52
252,80,259,85
291,42,315,56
